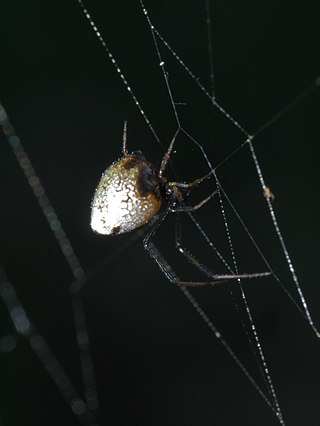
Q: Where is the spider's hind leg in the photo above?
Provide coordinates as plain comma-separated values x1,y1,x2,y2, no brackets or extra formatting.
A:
173,211,270,286
143,194,270,287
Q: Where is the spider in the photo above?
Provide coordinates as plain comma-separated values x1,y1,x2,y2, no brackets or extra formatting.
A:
91,123,270,285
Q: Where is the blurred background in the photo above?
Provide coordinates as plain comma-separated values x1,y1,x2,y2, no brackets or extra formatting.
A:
1,1,320,425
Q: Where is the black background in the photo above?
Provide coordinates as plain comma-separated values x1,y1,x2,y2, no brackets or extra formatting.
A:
1,1,320,425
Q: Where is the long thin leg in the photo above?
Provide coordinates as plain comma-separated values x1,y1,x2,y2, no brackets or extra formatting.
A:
144,212,221,286
122,121,128,156
143,201,211,285
168,170,213,190
143,200,270,286
169,190,218,213
143,204,179,283
159,128,180,178
174,211,270,285
174,211,224,283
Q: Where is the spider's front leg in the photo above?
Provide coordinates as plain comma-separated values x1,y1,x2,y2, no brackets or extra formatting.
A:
173,210,270,285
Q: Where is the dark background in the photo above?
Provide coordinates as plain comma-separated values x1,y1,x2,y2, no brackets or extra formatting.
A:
1,1,320,425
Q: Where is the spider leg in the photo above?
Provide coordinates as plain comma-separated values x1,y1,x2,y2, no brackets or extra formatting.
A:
143,198,270,286
174,211,270,286
169,170,213,190
143,201,210,285
169,189,218,213
143,205,179,283
143,211,220,286
145,239,225,286
122,121,128,156
159,128,180,178
173,211,226,285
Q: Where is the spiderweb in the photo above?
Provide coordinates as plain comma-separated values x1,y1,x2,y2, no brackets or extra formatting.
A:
1,1,319,425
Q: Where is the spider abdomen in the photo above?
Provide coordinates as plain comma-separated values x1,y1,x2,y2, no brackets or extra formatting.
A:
91,152,162,235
